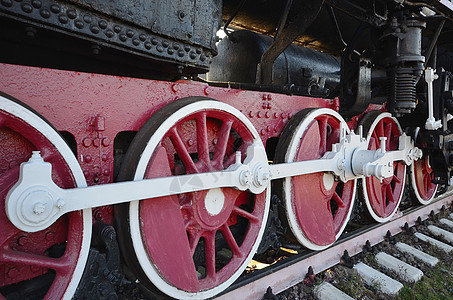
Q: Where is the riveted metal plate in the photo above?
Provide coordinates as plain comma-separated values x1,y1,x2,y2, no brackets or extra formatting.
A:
0,0,221,71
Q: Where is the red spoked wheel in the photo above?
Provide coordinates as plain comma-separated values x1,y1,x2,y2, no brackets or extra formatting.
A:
359,111,406,222
410,153,437,204
0,95,91,299
274,108,356,251
115,97,270,299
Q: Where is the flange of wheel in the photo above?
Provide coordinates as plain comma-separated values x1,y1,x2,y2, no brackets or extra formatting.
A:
0,94,91,299
359,111,406,223
273,108,356,251
115,97,270,299
410,153,437,205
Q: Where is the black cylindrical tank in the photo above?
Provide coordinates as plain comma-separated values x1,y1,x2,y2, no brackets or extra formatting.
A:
207,30,341,95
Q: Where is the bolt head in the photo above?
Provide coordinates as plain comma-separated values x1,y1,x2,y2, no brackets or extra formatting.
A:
7,267,19,279
239,170,251,186
56,199,65,209
33,202,46,215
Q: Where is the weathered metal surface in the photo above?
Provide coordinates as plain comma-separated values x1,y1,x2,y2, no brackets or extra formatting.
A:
208,30,340,96
0,98,89,298
0,0,221,72
0,63,335,189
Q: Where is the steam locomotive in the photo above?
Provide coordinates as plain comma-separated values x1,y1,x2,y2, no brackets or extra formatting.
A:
1,0,452,298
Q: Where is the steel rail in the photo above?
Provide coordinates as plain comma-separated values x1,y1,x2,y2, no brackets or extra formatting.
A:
215,190,453,300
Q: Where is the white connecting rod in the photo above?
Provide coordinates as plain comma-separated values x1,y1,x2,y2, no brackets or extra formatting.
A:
6,131,421,232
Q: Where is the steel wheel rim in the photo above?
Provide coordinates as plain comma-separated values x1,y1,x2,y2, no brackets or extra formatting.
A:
125,99,270,299
0,95,91,299
411,155,437,204
361,112,406,222
280,108,356,251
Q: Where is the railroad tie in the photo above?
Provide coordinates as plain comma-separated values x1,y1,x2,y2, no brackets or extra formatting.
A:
395,242,439,267
353,262,404,295
414,232,453,252
375,252,423,282
440,218,453,230
314,282,354,300
427,225,453,243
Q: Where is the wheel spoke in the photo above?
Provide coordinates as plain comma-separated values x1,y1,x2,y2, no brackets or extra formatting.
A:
384,122,392,149
223,142,250,167
326,128,340,151
220,224,243,258
392,174,401,184
0,249,70,272
318,117,328,155
377,120,385,139
212,120,233,168
379,182,386,205
188,229,203,256
424,173,431,191
425,160,433,174
232,206,260,223
370,131,379,145
386,184,395,203
332,192,346,208
169,127,198,173
204,231,217,281
392,163,402,183
196,113,211,169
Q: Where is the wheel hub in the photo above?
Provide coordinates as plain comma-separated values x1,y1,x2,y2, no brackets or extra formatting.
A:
322,173,335,191
204,188,225,216
193,188,233,229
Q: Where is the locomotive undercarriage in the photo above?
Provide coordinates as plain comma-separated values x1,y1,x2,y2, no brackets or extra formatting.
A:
2,0,453,299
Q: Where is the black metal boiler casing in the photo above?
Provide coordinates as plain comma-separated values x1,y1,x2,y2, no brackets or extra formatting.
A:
207,30,341,95
0,0,222,74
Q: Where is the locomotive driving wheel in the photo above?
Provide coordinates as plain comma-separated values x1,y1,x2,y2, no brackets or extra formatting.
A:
115,97,270,299
274,108,356,251
0,94,91,299
410,153,437,204
359,111,406,222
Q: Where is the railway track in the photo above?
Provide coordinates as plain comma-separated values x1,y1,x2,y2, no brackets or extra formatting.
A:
215,190,453,299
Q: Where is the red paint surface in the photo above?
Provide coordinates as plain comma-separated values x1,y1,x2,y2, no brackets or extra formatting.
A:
0,108,84,298
0,63,333,187
0,63,363,292
365,117,406,218
413,156,437,201
140,107,267,291
292,114,355,246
